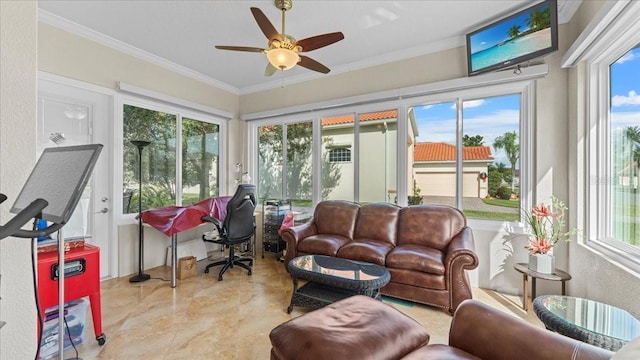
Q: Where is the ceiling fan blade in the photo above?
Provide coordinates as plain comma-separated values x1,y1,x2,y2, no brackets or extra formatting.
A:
298,55,330,74
265,63,278,77
250,7,282,42
215,45,265,53
296,32,345,52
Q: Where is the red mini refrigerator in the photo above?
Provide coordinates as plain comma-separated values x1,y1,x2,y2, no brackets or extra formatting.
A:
37,244,105,348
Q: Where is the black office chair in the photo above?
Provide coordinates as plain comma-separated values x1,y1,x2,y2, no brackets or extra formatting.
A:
201,184,256,281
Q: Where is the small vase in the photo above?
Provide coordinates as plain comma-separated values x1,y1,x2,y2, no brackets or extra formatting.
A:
528,253,555,274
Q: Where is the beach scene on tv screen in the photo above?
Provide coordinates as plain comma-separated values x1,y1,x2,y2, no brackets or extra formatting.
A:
470,2,552,73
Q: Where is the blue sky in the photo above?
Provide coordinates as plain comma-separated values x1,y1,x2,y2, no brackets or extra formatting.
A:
611,47,640,127
469,3,549,54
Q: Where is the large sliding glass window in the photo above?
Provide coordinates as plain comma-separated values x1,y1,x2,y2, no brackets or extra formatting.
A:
249,75,534,223
123,103,221,213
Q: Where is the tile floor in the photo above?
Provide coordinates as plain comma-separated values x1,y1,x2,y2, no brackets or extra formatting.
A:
58,252,543,359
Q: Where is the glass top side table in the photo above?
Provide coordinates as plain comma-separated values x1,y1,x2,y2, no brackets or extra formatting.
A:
533,295,640,351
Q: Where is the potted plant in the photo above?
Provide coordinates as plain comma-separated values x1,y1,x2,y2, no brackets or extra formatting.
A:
408,180,423,205
524,196,577,273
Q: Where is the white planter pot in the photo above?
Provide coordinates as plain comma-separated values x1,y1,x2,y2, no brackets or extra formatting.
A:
528,254,555,274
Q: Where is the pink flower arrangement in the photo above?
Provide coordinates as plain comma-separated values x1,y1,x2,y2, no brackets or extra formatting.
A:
524,197,576,254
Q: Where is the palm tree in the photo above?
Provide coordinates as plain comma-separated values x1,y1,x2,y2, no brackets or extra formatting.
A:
527,6,551,31
493,131,519,193
507,25,521,39
463,134,484,146
625,126,640,175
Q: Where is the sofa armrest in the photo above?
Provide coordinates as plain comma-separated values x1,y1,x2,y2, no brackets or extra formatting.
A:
449,300,614,360
444,227,478,269
444,227,479,312
280,222,317,267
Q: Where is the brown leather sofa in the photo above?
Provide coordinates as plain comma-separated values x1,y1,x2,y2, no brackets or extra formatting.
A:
269,295,615,360
280,200,479,313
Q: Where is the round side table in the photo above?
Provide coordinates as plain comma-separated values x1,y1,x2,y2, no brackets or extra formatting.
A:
513,263,571,311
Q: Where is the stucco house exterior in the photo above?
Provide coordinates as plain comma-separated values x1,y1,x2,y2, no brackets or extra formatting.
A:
414,142,493,198
319,109,493,202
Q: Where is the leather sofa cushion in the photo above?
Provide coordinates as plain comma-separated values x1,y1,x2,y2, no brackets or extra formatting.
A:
388,268,446,290
398,205,466,251
403,344,481,360
314,200,360,239
336,239,394,265
386,245,446,275
269,295,430,360
354,203,399,245
297,234,351,256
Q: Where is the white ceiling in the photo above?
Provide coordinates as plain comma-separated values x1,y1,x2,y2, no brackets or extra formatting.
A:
38,0,580,95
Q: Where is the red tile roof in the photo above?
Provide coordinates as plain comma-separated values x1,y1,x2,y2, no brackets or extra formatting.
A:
321,110,397,126
414,142,493,161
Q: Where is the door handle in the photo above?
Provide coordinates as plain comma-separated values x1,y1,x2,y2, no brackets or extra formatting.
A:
96,207,109,214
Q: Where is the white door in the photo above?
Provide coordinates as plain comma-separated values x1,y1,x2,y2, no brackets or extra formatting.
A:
38,78,114,279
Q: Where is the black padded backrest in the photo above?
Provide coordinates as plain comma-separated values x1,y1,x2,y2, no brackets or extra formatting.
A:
224,184,257,242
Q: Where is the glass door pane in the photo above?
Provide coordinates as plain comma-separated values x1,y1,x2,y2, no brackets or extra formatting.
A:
462,94,520,221
181,118,220,205
286,121,313,211
321,113,355,201
258,124,284,201
410,102,457,206
358,109,397,204
123,104,177,212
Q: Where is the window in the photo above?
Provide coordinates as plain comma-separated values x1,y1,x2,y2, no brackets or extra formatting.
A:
409,94,521,221
328,147,351,162
123,103,221,213
576,0,640,271
248,68,538,218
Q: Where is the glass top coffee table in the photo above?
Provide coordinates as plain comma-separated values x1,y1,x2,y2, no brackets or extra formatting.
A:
286,255,391,313
533,295,640,351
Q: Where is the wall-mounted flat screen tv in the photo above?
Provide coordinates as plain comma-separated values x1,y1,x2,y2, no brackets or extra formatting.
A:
466,0,558,76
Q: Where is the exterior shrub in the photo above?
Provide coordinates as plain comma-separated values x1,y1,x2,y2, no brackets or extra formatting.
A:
496,186,512,200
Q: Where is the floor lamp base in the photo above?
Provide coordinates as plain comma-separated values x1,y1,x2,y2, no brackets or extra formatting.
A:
129,273,151,283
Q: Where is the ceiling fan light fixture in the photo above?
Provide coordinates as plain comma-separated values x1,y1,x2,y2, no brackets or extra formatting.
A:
266,48,299,70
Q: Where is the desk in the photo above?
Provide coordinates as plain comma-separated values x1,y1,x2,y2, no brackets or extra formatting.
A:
534,295,640,351
37,244,105,345
513,263,571,311
141,196,231,287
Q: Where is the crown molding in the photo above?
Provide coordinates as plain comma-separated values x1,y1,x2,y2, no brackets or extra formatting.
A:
38,9,240,95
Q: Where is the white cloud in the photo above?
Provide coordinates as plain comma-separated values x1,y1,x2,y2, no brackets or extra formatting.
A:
419,105,433,111
616,50,638,64
612,90,640,107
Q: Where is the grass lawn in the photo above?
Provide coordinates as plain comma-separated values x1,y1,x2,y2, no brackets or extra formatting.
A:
482,198,520,208
464,210,518,221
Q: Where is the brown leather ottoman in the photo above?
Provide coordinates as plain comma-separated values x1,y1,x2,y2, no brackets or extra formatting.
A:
269,295,430,360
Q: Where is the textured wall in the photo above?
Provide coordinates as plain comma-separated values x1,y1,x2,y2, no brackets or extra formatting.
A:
0,2,39,358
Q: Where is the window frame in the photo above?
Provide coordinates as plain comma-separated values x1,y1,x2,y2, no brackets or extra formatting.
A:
584,26,640,271
246,70,539,227
116,94,227,223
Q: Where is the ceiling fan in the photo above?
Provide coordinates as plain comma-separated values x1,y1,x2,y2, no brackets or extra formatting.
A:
215,0,344,76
